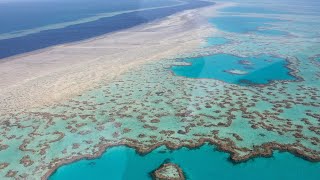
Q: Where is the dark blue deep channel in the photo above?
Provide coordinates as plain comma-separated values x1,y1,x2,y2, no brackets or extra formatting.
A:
0,0,213,59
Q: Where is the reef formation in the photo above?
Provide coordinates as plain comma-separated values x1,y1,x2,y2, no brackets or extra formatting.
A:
152,163,185,180
0,2,319,180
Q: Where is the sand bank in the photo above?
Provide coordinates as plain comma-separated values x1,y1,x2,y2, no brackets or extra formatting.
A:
0,3,232,114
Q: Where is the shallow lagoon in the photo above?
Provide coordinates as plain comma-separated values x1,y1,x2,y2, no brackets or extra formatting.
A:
221,6,283,14
171,54,296,85
210,16,287,36
50,144,320,180
205,37,230,46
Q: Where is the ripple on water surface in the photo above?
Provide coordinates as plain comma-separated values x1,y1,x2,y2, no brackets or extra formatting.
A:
171,54,297,85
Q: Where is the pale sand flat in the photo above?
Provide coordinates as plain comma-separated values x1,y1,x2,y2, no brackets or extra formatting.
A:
0,3,233,114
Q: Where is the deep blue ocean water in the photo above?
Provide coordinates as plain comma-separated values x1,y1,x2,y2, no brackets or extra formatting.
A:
0,0,213,59
171,54,296,85
0,0,181,34
50,144,320,180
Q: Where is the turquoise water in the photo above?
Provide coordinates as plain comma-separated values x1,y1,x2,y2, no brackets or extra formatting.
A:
171,54,296,85
221,6,283,14
50,144,320,180
256,29,287,36
205,37,230,46
8,0,318,179
218,0,320,16
210,16,287,35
